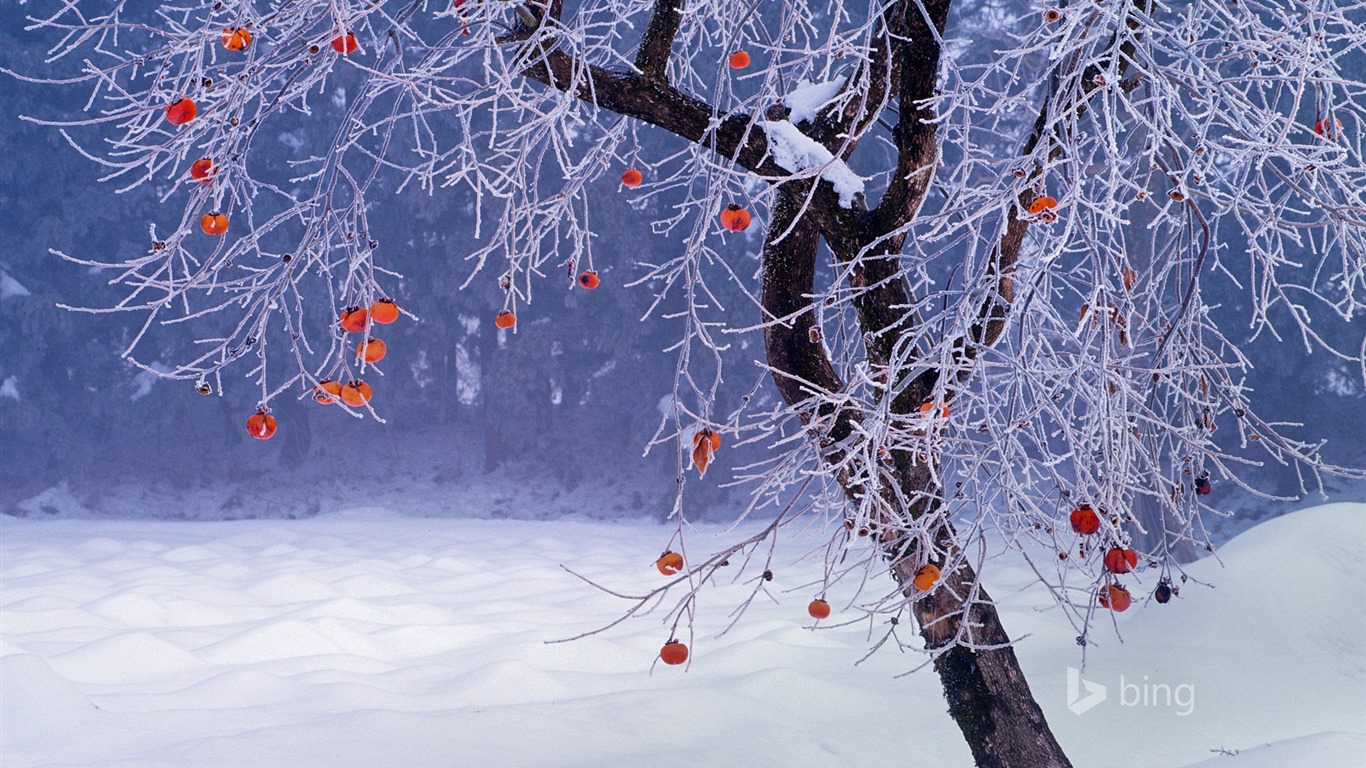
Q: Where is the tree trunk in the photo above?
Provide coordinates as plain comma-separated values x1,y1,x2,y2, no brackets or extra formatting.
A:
761,192,1072,768
898,545,1072,768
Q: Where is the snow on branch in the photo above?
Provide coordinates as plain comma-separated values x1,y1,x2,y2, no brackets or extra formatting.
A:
761,119,866,207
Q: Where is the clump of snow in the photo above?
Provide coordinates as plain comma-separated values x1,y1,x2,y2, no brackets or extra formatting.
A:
761,120,866,207
784,77,847,125
0,376,18,401
0,502,1362,767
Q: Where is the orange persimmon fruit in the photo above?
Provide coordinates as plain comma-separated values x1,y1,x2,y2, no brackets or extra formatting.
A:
620,168,643,188
340,380,373,407
577,270,600,290
1028,195,1058,215
1315,117,1343,139
913,563,940,591
1103,547,1139,574
190,158,216,184
222,27,252,51
1069,504,1101,535
656,551,683,575
659,641,689,665
719,204,752,232
692,428,722,452
807,599,831,619
494,310,516,330
245,409,277,440
200,212,229,236
165,98,197,125
1195,475,1212,495
313,379,343,405
357,338,387,363
1099,583,1132,612
332,33,359,54
369,298,400,324
339,306,369,333
728,50,751,69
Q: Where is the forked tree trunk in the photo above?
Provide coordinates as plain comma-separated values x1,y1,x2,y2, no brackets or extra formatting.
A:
515,2,1074,760
762,194,1072,768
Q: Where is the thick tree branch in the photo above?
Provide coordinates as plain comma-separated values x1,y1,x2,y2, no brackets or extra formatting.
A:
519,46,862,241
634,0,685,80
813,0,954,414
762,190,847,429
874,0,954,229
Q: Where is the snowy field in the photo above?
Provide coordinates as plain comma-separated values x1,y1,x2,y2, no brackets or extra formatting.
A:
3,503,1364,768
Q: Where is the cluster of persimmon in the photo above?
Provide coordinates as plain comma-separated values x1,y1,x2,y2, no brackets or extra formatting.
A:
304,298,401,412
653,554,688,666
1067,504,1164,612
167,24,363,239
917,400,950,419
162,23,361,130
805,565,938,624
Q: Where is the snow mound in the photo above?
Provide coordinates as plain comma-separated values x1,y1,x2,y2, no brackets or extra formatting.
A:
1186,502,1366,665
1,505,1363,767
0,654,106,750
1180,731,1366,767
1021,502,1366,767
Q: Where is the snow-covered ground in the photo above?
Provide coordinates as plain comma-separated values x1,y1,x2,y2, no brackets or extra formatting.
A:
2,503,1363,767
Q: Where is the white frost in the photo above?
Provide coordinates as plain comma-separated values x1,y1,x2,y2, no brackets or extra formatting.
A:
0,376,18,401
761,120,866,207
784,77,847,125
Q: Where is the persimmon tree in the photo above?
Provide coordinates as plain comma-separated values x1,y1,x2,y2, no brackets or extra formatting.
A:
17,0,1366,764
